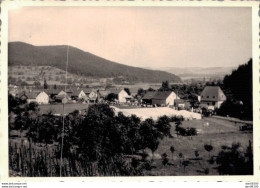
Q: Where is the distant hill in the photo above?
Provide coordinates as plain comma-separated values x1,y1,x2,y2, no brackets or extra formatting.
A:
145,66,235,80
8,42,181,83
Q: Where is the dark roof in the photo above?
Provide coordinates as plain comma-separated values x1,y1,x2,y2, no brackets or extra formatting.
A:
174,99,185,104
84,88,93,94
45,89,59,95
108,89,124,95
99,90,109,97
66,89,73,93
55,94,70,100
27,92,40,99
142,91,156,100
200,86,226,102
152,91,174,100
71,89,83,96
129,88,139,94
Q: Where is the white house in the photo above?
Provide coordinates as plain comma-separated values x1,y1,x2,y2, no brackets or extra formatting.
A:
88,90,98,102
71,89,86,100
118,89,132,103
27,91,49,104
109,89,132,103
200,86,226,109
152,91,179,106
36,91,49,104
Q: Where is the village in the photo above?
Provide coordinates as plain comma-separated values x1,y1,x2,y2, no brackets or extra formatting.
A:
8,83,227,119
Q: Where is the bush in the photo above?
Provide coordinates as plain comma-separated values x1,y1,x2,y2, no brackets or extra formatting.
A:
217,99,244,119
216,141,253,175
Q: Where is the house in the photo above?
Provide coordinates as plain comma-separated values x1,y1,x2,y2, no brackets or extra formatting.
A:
152,91,179,106
109,89,132,103
84,88,93,96
17,91,28,101
174,99,185,109
82,95,90,103
9,89,19,97
27,91,49,104
71,89,86,100
89,90,98,102
99,90,109,99
129,88,139,97
200,86,226,109
55,93,70,103
58,90,67,96
174,99,191,110
36,91,49,104
142,91,156,104
45,89,59,99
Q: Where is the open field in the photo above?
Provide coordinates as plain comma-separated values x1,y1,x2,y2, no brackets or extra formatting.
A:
39,103,89,115
143,117,252,176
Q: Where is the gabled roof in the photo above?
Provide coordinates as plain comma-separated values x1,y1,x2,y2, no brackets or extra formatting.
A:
142,91,156,100
108,89,124,95
152,91,174,100
129,88,139,94
84,88,93,94
55,93,70,100
45,89,59,95
17,91,27,98
200,86,226,102
66,89,73,93
71,89,84,96
27,92,40,99
99,90,109,97
174,99,185,104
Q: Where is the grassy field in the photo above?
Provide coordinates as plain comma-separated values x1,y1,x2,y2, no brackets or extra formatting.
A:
39,103,89,115
143,117,252,176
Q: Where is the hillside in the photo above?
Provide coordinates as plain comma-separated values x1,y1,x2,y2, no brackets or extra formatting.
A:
145,66,234,81
8,42,181,83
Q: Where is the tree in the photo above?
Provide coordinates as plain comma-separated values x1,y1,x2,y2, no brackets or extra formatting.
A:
106,93,117,102
178,153,183,164
161,153,169,166
170,146,175,161
216,141,253,175
182,160,189,174
124,88,131,96
34,81,41,88
137,88,145,97
221,58,252,120
44,79,48,89
204,144,213,157
156,116,172,138
147,87,155,91
162,81,169,89
160,81,171,91
194,150,199,159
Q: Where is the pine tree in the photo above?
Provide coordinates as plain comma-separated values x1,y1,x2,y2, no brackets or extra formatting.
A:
44,79,48,89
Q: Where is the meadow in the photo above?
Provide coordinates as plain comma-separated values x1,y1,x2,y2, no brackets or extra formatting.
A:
143,117,252,175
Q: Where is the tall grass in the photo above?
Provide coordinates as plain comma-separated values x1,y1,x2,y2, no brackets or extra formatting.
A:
9,139,135,177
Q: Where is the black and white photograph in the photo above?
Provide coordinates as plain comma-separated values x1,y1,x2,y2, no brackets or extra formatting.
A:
2,4,258,179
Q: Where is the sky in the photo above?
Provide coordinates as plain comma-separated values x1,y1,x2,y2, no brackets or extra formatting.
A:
9,7,252,68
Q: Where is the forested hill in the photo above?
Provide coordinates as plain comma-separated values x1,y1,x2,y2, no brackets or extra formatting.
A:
8,42,181,83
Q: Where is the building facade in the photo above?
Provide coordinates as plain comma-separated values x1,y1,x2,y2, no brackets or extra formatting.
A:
200,86,226,109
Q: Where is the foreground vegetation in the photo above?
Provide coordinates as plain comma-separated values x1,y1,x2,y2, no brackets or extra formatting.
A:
9,94,253,176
